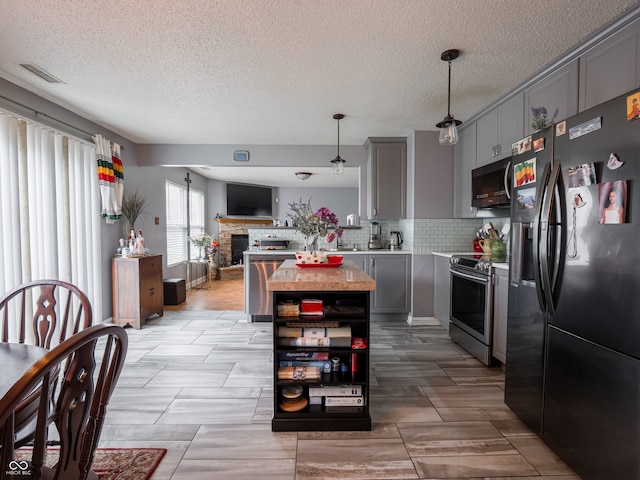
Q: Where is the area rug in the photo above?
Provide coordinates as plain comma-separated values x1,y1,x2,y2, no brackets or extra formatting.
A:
15,447,166,480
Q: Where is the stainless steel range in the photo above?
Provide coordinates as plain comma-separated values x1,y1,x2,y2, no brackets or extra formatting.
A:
449,255,495,365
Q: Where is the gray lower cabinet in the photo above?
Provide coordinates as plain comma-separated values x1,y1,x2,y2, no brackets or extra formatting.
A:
340,253,367,271
433,255,451,330
492,268,509,364
368,254,411,313
343,254,411,314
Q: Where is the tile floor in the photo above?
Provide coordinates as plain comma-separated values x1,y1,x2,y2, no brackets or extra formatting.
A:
100,310,579,479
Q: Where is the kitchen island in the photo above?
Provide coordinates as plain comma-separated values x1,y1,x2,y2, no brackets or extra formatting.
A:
267,259,375,431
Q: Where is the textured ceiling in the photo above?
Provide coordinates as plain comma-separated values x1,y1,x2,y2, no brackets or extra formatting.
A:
0,1,638,149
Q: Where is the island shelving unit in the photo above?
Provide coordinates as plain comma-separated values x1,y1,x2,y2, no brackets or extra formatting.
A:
267,259,376,431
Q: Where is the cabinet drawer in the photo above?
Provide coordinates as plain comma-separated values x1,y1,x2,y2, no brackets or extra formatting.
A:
139,255,162,275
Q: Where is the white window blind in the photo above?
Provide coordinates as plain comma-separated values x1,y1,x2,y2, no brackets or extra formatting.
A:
165,181,205,265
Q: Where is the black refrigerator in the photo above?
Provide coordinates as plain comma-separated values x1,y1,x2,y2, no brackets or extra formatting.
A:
505,89,640,479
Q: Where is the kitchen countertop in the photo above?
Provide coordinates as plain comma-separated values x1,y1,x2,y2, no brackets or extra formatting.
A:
432,251,509,271
266,259,376,292
244,248,410,256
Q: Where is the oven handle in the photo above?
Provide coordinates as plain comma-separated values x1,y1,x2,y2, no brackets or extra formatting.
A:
449,268,490,284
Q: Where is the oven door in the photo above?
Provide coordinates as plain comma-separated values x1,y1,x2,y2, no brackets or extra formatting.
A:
449,267,493,345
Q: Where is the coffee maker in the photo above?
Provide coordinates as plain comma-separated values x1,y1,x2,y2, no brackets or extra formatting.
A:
368,221,382,249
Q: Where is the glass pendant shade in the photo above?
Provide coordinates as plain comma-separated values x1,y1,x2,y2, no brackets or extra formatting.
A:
331,157,345,174
439,120,459,145
331,113,345,174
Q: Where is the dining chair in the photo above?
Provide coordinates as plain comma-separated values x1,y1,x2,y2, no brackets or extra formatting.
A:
0,323,128,480
0,279,93,348
0,279,93,448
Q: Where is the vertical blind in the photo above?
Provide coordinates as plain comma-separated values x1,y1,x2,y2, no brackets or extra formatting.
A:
165,180,204,266
0,111,103,322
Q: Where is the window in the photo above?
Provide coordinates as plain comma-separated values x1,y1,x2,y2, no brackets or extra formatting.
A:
165,181,205,265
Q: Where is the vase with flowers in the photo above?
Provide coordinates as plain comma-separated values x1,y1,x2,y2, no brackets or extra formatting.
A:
189,233,212,260
531,106,559,132
287,199,343,255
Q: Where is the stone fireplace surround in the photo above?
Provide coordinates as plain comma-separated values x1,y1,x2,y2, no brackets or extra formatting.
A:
215,217,273,267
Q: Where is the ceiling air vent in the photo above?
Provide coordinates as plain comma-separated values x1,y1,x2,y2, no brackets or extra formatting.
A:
19,63,64,84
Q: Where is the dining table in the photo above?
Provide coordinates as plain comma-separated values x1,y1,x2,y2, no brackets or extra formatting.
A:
0,342,48,398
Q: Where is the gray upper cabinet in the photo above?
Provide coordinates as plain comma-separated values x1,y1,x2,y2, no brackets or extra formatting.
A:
453,124,477,218
366,138,407,220
525,60,579,133
476,93,524,167
579,21,640,111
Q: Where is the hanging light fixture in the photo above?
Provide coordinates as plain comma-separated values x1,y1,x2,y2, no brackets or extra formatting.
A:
435,49,462,145
331,113,346,174
295,172,312,180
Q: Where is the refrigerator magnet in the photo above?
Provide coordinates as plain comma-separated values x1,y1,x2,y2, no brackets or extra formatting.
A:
515,186,536,210
533,137,545,152
555,121,567,136
569,117,602,140
626,92,640,121
606,153,624,170
598,180,628,224
567,163,597,189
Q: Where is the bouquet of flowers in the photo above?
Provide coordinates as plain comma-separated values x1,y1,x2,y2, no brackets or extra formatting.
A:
205,238,219,257
287,199,343,252
189,233,212,247
531,106,559,131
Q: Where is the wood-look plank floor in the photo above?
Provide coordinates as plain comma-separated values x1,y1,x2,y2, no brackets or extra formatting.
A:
164,278,244,311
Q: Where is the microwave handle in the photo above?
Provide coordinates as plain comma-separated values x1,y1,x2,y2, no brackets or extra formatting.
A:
504,160,511,200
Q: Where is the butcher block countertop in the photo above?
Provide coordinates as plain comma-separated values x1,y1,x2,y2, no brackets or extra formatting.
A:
267,259,376,292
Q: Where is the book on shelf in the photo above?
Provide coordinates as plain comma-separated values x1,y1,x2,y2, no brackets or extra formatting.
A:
278,326,351,338
277,337,352,347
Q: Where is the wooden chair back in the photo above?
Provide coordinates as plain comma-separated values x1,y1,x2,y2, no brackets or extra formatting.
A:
0,324,128,480
0,279,92,349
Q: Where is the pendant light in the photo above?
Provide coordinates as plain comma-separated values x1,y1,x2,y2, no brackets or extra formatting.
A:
331,113,346,174
435,49,462,145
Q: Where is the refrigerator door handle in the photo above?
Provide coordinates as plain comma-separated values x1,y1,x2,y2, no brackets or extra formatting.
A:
510,222,525,285
532,163,552,311
539,162,562,314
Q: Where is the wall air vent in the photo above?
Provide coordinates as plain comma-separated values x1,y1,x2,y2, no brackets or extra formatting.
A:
19,63,64,84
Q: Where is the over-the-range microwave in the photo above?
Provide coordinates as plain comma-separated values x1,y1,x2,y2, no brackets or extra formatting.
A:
471,157,512,209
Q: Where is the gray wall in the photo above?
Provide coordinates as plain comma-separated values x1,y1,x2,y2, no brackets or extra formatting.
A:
275,187,358,226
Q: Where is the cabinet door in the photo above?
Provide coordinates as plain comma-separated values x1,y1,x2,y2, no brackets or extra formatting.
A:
433,256,451,328
525,60,578,132
367,140,406,219
369,255,410,313
579,23,640,111
453,124,477,218
492,268,509,363
497,93,524,159
476,110,498,167
341,253,368,272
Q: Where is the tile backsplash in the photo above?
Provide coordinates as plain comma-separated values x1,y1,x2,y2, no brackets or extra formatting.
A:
248,217,510,255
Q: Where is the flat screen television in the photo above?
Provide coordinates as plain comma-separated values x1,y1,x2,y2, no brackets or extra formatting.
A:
226,183,272,217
